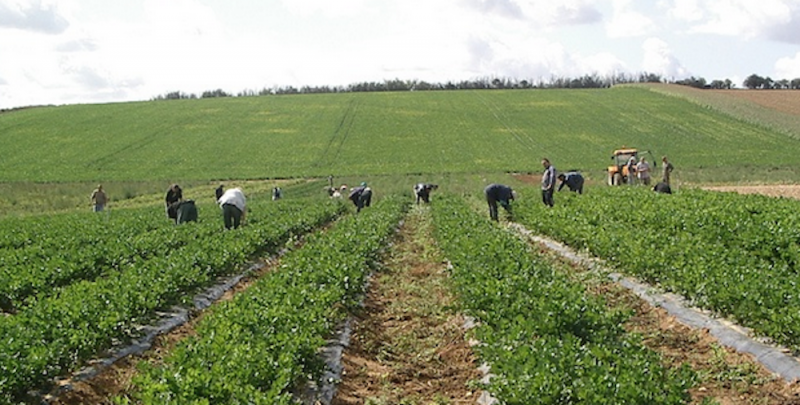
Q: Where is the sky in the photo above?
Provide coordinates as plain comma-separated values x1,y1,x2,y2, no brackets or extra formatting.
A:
1,0,800,109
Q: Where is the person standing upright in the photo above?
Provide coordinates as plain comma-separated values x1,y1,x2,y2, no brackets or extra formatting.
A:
661,156,674,185
626,156,637,185
165,184,183,220
90,184,107,212
541,158,556,207
636,157,651,186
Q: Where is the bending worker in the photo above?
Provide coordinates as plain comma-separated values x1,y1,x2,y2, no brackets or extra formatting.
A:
348,182,372,213
413,183,438,204
217,187,247,229
557,171,584,194
484,183,515,221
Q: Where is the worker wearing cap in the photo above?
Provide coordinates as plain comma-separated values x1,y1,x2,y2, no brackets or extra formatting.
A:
348,182,372,213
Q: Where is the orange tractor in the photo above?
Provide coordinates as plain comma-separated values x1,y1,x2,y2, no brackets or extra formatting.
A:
607,147,655,185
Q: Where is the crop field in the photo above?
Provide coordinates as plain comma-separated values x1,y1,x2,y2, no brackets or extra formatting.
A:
1,86,800,404
2,87,800,185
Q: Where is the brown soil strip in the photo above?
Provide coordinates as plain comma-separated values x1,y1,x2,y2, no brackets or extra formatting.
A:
702,184,800,200
47,255,281,405
332,206,481,404
535,244,800,404
709,90,800,117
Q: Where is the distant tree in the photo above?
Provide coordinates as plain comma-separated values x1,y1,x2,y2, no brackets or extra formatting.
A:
201,89,231,98
791,78,800,89
743,74,767,89
674,76,707,88
639,73,663,83
724,79,733,89
708,79,734,89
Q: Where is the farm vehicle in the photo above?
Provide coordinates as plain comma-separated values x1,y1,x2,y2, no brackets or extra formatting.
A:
607,147,655,185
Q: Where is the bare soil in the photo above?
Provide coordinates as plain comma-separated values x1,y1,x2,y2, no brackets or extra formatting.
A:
332,206,481,404
702,184,800,200
710,90,800,116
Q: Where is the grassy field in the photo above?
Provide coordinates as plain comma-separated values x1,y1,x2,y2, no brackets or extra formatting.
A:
2,86,800,215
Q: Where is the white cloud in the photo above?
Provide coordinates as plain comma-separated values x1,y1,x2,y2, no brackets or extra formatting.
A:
775,52,800,78
550,2,603,25
688,0,800,43
665,0,705,22
606,0,656,38
462,0,602,27
279,0,371,17
462,0,525,19
0,0,69,34
641,37,689,78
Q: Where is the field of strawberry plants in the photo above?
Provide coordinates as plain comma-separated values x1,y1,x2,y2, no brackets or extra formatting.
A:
515,187,800,353
431,194,694,403
122,197,408,404
0,196,346,404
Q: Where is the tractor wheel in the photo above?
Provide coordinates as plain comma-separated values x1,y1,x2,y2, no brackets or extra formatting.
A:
613,173,622,186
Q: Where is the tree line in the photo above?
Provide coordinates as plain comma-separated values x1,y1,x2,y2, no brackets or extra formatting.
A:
151,72,800,101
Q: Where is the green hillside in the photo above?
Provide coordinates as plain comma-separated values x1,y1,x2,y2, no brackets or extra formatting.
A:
2,86,799,184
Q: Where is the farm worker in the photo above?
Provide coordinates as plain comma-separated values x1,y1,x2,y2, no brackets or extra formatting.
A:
485,183,516,221
175,200,198,224
348,182,372,213
636,158,651,186
541,158,556,207
413,183,438,204
661,156,674,185
626,156,637,185
90,184,107,212
165,184,183,221
217,187,247,229
557,172,584,194
653,182,672,194
272,187,282,201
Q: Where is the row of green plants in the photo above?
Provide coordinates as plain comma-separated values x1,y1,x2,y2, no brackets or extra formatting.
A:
120,196,408,404
0,198,346,404
431,194,694,403
0,205,225,312
515,187,800,352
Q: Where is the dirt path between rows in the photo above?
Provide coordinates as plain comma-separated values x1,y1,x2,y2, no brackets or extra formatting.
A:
332,205,481,404
701,184,800,200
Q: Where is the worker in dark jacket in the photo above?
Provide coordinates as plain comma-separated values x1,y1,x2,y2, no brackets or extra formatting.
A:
165,184,183,221
413,183,438,204
653,181,672,194
349,182,372,213
484,183,515,221
557,172,584,194
175,200,198,224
